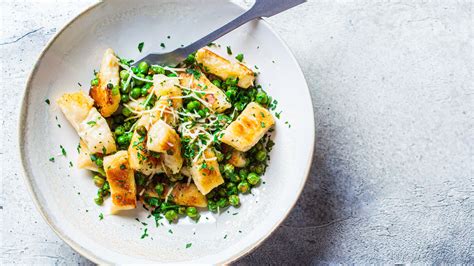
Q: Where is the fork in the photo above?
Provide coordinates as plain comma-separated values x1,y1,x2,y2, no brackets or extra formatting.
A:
134,0,306,66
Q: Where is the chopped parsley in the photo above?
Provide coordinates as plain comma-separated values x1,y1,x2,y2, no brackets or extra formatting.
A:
60,145,67,156
140,228,149,239
235,53,244,62
168,229,173,234
45,99,50,105
160,43,165,48
99,213,104,220
138,42,144,52
226,46,232,55
87,121,96,126
49,157,55,162
69,161,73,167
224,234,227,239
185,243,192,249
186,68,201,80
275,111,282,119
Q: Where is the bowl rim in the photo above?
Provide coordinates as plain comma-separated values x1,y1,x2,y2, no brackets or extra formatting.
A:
18,1,315,264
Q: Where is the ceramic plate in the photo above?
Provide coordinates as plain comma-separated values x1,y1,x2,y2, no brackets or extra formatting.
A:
19,0,314,263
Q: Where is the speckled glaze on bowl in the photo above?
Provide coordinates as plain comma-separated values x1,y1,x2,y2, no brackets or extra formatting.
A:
19,0,314,263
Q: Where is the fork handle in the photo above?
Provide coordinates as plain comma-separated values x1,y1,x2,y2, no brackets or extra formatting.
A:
179,0,306,57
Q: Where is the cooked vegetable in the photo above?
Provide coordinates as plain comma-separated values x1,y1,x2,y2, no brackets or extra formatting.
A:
57,45,277,223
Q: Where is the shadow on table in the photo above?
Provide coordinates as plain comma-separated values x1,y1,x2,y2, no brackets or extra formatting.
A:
235,118,362,265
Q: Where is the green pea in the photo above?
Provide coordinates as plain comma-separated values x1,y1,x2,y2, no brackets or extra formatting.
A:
217,187,227,197
230,173,241,183
114,126,125,136
165,210,178,222
223,163,235,177
123,121,132,131
94,196,103,205
117,135,128,145
256,91,268,104
134,73,145,86
91,78,99,86
247,172,260,185
215,150,224,162
255,143,264,150
138,61,149,74
121,94,130,103
234,101,245,111
240,95,250,104
130,88,141,99
120,80,131,93
136,125,147,136
131,66,139,74
146,197,160,207
102,181,110,192
255,150,267,162
225,77,238,86
126,132,133,141
122,107,132,117
217,198,228,208
229,195,240,206
186,100,200,111
239,169,248,179
151,65,165,75
120,70,129,80
226,183,238,195
93,175,105,187
208,200,218,212
238,181,250,193
225,89,237,100
254,164,265,175
186,207,198,218
141,87,149,96
198,109,206,117
155,183,164,195
95,158,103,167
178,207,186,215
212,79,221,88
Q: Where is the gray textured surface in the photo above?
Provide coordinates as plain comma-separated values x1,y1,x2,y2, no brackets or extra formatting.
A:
1,0,473,264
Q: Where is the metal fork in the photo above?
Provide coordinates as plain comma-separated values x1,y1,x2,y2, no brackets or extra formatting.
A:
134,0,306,66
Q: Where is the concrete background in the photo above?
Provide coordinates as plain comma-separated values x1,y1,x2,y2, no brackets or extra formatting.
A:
1,0,472,264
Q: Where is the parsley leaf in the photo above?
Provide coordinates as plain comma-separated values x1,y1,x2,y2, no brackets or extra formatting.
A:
186,68,201,80
235,53,244,62
185,243,192,248
45,99,50,105
138,42,144,52
226,46,232,55
60,145,67,156
141,228,149,239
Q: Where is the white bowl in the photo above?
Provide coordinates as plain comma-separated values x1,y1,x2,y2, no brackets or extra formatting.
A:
19,0,314,263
